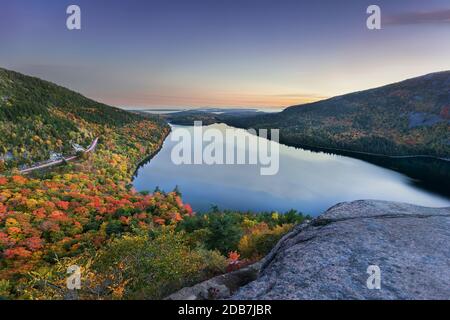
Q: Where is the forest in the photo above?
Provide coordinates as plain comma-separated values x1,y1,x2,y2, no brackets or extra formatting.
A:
0,68,308,299
225,71,450,158
166,72,450,193
168,72,450,158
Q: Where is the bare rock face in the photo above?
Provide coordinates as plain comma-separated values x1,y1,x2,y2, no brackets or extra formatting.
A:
165,262,262,300
232,200,450,300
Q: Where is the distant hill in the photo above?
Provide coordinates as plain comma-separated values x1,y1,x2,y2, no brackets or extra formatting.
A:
227,71,450,158
164,72,450,193
0,67,166,170
165,108,268,126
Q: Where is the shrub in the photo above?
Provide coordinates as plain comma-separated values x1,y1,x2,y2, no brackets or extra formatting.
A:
105,220,123,236
92,228,227,299
238,223,294,260
178,210,308,258
0,280,11,299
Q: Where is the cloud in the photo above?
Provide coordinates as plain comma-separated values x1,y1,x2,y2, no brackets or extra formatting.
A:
385,8,450,26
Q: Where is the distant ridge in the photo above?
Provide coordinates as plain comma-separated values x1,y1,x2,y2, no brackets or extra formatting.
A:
227,71,450,158
0,67,165,170
154,71,450,193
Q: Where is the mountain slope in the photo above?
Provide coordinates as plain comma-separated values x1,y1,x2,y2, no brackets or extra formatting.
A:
0,68,307,300
0,67,167,170
0,68,203,299
227,71,450,157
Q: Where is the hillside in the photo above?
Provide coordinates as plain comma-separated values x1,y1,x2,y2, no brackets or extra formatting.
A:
163,72,450,194
0,68,306,299
226,71,450,157
0,67,168,171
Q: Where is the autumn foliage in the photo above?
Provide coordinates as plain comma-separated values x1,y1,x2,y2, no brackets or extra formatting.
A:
0,113,308,300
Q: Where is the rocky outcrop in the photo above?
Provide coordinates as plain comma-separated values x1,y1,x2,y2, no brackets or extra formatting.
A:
232,200,450,300
166,262,262,300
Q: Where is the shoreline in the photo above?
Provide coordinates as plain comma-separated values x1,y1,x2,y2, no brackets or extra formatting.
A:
211,121,450,198
279,138,450,198
152,121,450,199
131,125,172,180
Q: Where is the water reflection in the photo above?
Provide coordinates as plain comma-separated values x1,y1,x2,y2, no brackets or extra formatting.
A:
133,124,450,215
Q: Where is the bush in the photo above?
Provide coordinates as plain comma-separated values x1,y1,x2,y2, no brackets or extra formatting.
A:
0,280,11,299
238,223,294,259
178,210,308,257
178,213,244,255
196,248,228,278
92,228,225,299
105,220,123,236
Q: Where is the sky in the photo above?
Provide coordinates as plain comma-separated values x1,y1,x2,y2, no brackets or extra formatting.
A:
1,0,450,109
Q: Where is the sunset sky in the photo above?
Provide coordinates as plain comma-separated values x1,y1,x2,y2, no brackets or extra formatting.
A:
1,0,450,109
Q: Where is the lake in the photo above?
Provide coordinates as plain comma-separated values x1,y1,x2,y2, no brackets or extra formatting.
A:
133,123,450,216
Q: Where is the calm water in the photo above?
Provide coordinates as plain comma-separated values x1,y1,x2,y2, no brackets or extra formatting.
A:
133,124,450,216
